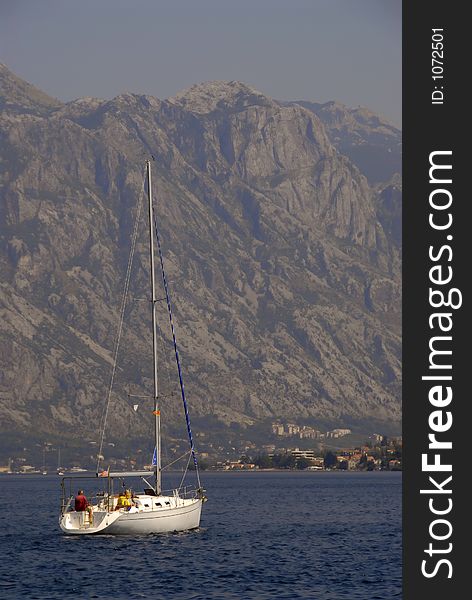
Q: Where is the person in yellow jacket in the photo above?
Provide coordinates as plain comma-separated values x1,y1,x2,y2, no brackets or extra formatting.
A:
115,489,133,510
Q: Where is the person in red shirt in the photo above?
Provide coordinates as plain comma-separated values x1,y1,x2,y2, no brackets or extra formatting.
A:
74,490,93,524
74,490,88,511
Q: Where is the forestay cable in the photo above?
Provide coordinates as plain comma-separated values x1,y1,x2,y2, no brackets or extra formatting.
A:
152,213,201,489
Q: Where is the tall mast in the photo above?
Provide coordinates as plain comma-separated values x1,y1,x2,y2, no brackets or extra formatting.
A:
146,159,161,495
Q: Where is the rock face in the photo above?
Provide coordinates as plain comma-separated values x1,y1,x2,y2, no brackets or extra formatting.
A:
295,100,402,184
0,65,401,443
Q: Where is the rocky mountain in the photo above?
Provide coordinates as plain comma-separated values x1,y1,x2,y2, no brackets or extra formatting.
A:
0,65,401,447
294,100,401,184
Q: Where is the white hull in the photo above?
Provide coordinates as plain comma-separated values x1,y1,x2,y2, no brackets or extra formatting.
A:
107,499,201,535
60,496,202,535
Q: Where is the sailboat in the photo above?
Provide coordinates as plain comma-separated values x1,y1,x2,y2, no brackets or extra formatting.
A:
56,448,64,476
42,448,47,475
59,160,205,535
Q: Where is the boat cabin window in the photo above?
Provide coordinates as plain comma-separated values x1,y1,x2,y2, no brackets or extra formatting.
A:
155,502,162,507
144,503,150,508
165,501,170,506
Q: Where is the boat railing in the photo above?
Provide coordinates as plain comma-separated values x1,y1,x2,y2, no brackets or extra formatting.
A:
61,481,202,515
159,484,199,499
61,490,112,516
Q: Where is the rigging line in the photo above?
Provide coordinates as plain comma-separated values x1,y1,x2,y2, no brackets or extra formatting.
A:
154,297,174,469
152,211,201,488
161,449,192,471
178,451,193,492
96,171,146,473
155,301,173,396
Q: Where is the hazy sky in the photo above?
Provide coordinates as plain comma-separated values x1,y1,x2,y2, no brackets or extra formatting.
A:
0,0,401,126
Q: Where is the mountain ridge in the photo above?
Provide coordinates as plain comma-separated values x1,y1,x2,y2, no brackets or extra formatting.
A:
0,65,401,445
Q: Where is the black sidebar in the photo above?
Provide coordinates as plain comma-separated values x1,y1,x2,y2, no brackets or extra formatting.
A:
403,2,467,598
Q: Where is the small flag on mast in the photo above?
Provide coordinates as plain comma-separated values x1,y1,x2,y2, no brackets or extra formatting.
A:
152,447,157,466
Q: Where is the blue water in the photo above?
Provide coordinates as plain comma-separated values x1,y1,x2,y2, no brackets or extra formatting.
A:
0,471,401,599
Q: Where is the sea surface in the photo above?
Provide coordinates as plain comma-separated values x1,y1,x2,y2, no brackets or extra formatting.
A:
0,471,401,599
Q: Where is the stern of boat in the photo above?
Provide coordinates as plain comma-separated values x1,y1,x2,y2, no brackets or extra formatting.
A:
59,508,121,534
